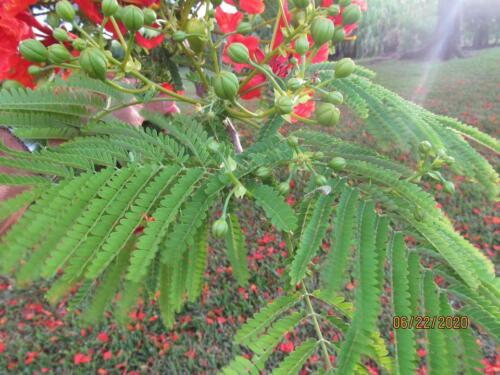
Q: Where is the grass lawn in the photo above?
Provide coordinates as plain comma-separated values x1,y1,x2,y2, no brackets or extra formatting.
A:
0,49,498,374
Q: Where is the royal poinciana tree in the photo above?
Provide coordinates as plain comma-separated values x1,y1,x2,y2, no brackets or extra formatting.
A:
0,0,498,373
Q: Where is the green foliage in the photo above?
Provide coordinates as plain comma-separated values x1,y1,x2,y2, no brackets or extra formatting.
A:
225,213,250,285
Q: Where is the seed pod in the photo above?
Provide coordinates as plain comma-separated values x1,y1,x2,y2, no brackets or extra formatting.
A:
329,157,347,171
212,218,228,238
315,175,328,185
237,22,252,35
327,5,341,16
56,0,75,22
19,39,48,63
278,181,290,195
213,71,239,100
28,65,44,75
186,18,206,53
143,8,156,25
79,48,108,80
322,91,344,105
316,103,340,126
443,181,455,194
172,31,187,42
122,5,144,32
72,38,87,51
53,28,70,42
418,140,432,154
294,0,310,9
342,4,362,25
228,43,250,64
102,0,119,17
287,78,302,91
332,27,345,43
275,96,293,115
334,57,355,78
295,34,309,55
310,17,335,46
48,44,71,64
256,167,271,178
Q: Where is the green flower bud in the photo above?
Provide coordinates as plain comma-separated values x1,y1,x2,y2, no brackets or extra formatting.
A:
212,218,228,238
310,17,335,46
287,78,302,91
443,181,455,194
2,80,23,90
122,5,144,32
332,27,345,43
143,8,156,25
28,65,44,75
275,96,293,115
315,175,328,185
172,31,187,42
208,139,220,152
295,34,309,55
287,136,299,147
213,71,239,100
418,140,432,154
48,44,71,64
329,157,347,171
79,48,108,80
72,38,87,51
278,181,290,195
237,22,252,35
46,13,60,29
228,43,250,63
322,91,344,105
334,57,355,79
290,57,299,65
256,167,271,178
437,148,447,158
342,4,362,25
102,0,119,16
313,151,325,160
444,155,455,165
53,28,70,42
186,18,206,53
339,0,351,6
19,39,48,63
316,103,340,126
327,5,341,16
56,0,75,22
294,0,310,9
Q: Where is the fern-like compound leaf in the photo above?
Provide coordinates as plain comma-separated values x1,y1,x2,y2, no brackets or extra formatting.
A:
225,213,250,285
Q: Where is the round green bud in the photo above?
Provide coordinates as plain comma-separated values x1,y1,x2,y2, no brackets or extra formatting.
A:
56,0,75,22
295,34,309,55
315,174,328,185
48,44,71,64
143,8,156,25
53,28,70,42
334,57,355,78
186,18,206,53
228,42,250,63
332,27,345,43
287,78,302,91
79,48,108,80
342,4,362,25
208,139,220,152
28,65,44,75
72,38,87,51
443,181,455,194
437,148,447,158
278,181,290,195
212,218,228,238
122,5,144,32
418,140,432,154
213,71,239,100
256,167,271,178
172,31,187,42
322,91,344,105
46,13,60,28
339,0,352,6
310,17,335,46
2,80,23,90
316,103,340,126
19,39,48,63
313,151,325,160
275,96,294,115
237,22,252,35
294,0,310,9
287,136,299,147
329,157,347,171
102,0,119,16
290,57,299,65
444,155,455,165
327,5,341,16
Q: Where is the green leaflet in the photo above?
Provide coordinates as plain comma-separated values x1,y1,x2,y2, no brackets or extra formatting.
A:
0,188,41,221
389,233,417,375
321,188,359,298
249,183,298,233
439,294,460,375
225,214,250,285
290,187,336,285
185,223,208,303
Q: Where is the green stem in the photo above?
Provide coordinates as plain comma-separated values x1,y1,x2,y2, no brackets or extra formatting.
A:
122,34,135,69
110,16,128,49
105,79,151,94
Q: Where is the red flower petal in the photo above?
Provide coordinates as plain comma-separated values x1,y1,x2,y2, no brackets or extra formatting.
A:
215,6,243,33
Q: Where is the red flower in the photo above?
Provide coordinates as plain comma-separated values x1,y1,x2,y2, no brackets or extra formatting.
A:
135,27,165,49
239,73,266,100
97,331,110,343
223,34,264,72
292,100,316,123
102,350,113,361
215,6,243,33
0,342,5,353
279,341,295,353
24,351,39,365
226,0,265,14
73,352,92,365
